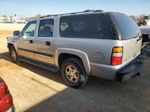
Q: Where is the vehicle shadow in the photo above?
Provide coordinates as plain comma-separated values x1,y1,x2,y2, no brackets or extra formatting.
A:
0,51,63,84
0,52,119,86
1,52,150,112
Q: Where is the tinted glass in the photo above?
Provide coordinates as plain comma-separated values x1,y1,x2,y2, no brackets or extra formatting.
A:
38,19,54,37
22,21,36,36
60,14,113,39
112,13,140,39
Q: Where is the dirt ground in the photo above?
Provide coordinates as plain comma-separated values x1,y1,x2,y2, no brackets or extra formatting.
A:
0,23,25,31
0,30,150,112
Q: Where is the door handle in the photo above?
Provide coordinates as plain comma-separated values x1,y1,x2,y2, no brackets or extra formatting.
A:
45,41,51,46
29,40,33,43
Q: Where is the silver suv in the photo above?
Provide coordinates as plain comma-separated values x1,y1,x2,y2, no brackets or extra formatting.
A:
7,10,145,88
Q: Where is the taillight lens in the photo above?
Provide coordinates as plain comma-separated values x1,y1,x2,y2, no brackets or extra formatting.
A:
0,82,13,112
111,47,123,65
0,83,8,99
0,94,13,112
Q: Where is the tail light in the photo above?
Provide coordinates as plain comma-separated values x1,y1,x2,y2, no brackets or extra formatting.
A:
0,83,8,99
111,47,123,65
0,95,13,112
0,82,13,112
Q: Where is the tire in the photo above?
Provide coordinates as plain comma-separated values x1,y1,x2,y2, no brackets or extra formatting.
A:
61,58,89,88
9,46,19,63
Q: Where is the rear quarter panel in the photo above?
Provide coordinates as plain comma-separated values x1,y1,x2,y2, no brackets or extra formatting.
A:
53,38,123,65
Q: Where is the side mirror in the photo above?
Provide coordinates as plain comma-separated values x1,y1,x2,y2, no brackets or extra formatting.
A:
13,31,21,36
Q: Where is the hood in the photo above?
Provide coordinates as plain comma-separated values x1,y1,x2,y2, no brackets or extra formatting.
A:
7,36,20,43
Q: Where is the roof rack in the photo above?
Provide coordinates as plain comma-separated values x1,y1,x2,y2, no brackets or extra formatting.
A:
59,10,104,16
39,10,104,18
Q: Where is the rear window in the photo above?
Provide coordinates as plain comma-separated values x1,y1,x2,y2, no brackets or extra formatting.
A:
112,13,140,39
60,14,113,39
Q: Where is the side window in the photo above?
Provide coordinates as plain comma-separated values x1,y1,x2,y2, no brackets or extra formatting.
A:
38,19,54,37
111,13,140,39
60,14,113,39
22,21,36,36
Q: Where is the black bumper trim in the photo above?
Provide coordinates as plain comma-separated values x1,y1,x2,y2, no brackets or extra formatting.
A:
115,54,145,81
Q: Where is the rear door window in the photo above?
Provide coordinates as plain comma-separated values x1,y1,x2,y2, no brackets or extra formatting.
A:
38,19,54,37
112,13,140,39
60,14,113,39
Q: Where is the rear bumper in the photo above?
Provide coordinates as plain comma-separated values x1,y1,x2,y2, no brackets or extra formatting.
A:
90,54,145,81
90,63,121,80
115,54,145,81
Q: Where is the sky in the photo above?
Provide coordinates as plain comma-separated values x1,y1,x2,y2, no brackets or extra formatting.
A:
0,0,150,17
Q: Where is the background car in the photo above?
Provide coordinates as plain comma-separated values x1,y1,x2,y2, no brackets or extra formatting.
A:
0,78,14,112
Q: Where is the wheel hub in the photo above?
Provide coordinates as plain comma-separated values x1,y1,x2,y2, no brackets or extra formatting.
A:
65,65,79,83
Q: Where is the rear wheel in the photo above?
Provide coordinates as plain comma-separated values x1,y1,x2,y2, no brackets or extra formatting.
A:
9,46,19,63
61,58,89,88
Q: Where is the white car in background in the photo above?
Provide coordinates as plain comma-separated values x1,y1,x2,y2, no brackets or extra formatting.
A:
140,26,150,43
140,26,150,56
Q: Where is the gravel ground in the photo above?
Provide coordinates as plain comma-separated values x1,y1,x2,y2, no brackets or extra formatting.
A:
0,31,150,112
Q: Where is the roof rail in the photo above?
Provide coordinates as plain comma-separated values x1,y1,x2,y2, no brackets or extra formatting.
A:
83,9,103,12
83,9,94,12
94,10,103,12
59,11,83,16
59,10,104,16
39,10,104,18
40,15,57,18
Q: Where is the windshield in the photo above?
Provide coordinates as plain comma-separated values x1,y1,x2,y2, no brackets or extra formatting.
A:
112,13,140,40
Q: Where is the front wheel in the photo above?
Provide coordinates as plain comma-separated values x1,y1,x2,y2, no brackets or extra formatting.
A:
61,58,89,88
9,46,19,63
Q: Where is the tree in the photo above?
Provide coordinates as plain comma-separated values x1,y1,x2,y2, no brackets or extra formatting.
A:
3,15,8,23
34,14,42,19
